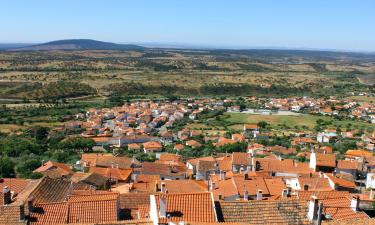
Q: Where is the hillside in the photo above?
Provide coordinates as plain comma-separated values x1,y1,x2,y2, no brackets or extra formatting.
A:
8,39,145,51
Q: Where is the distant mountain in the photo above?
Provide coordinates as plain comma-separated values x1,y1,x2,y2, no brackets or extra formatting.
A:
0,43,34,50
8,39,145,51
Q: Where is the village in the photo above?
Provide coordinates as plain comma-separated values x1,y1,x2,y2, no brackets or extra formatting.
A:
1,95,375,224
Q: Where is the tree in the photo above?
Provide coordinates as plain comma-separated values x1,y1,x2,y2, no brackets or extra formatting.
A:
0,136,42,157
257,121,269,129
58,137,95,152
0,157,16,178
16,158,42,179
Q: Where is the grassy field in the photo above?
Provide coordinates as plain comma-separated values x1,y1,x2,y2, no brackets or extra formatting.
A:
348,95,375,103
224,112,375,131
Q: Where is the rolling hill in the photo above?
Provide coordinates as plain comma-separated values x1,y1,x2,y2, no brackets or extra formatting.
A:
7,39,145,51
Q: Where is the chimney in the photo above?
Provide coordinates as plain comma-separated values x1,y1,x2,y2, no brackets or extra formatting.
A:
251,157,256,172
350,196,359,212
159,196,167,218
308,196,319,221
218,194,223,200
209,180,216,191
244,173,249,180
220,171,225,180
303,184,309,191
2,187,11,205
160,182,167,193
244,191,249,200
281,189,288,198
256,189,263,200
27,197,35,213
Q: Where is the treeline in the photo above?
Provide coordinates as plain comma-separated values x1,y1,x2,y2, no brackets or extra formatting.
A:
4,81,96,102
106,82,312,97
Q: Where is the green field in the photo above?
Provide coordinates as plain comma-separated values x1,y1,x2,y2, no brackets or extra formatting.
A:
224,112,375,131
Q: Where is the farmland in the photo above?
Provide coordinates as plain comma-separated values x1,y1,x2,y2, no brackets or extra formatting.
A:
0,49,374,102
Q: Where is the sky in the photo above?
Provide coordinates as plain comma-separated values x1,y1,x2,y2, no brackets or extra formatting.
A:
1,0,374,51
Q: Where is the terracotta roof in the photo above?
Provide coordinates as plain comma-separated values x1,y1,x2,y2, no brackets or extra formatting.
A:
215,138,237,147
315,153,336,168
263,178,286,196
337,160,359,170
34,161,72,175
153,192,216,223
119,193,151,220
325,174,356,189
127,143,141,150
197,160,219,173
81,153,136,169
298,177,333,191
296,191,351,201
322,217,375,225
139,162,187,177
186,140,202,148
212,175,270,200
157,180,208,193
187,157,215,167
29,192,119,224
345,149,373,158
319,197,369,220
88,167,132,182
0,178,30,195
143,141,163,151
231,152,251,166
218,200,309,224
30,177,94,204
174,144,185,151
0,205,27,225
159,154,181,162
254,158,312,174
244,124,258,130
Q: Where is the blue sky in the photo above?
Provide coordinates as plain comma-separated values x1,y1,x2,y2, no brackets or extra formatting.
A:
1,0,374,51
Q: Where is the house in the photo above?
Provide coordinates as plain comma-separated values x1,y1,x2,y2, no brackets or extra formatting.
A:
29,191,120,224
148,192,217,224
231,152,252,173
33,161,72,178
80,153,138,170
243,124,259,138
345,149,373,160
186,140,202,148
155,180,208,194
159,131,174,145
336,160,359,177
211,174,271,201
218,199,310,224
143,141,163,153
309,152,336,172
136,162,187,180
173,144,184,151
324,173,356,192
215,137,237,147
128,143,141,151
366,171,375,189
88,167,132,183
289,177,333,191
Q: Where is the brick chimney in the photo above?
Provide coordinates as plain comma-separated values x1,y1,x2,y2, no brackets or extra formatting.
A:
2,186,11,205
